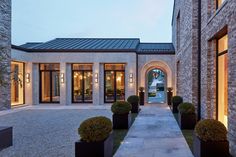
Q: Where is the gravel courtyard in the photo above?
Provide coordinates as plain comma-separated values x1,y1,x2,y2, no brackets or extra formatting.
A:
0,108,112,157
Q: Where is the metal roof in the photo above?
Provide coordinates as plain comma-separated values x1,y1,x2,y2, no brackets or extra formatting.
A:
14,38,175,54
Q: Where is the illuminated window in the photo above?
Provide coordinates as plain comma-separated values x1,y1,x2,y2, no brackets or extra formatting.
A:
217,34,228,127
104,64,125,103
72,64,93,103
11,61,24,106
216,0,226,9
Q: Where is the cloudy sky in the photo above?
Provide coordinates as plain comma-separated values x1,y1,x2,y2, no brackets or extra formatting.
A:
12,0,174,45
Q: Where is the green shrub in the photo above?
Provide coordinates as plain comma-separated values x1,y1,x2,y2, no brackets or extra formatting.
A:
111,101,132,114
178,102,195,114
194,119,227,142
172,96,183,104
78,116,112,142
127,95,139,104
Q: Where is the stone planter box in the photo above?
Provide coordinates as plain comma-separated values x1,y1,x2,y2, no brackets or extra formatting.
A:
178,113,196,129
139,92,144,106
167,91,173,106
193,133,230,157
130,102,140,113
0,127,13,151
75,132,113,157
113,113,131,129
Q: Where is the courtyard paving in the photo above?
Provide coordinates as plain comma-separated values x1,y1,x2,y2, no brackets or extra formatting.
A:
114,104,193,157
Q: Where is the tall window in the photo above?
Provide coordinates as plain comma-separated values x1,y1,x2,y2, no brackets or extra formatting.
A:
40,64,60,103
104,64,125,103
217,34,228,127
11,61,24,106
216,0,226,9
72,64,93,103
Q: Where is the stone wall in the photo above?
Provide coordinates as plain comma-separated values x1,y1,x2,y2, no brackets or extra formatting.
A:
200,0,236,155
172,0,199,108
0,0,11,110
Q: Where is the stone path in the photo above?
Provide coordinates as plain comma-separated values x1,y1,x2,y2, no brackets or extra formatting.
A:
114,104,193,157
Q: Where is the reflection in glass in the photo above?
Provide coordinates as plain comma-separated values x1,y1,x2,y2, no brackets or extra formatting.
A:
116,72,125,101
147,69,166,103
52,72,60,102
11,62,24,106
105,71,115,102
41,71,51,102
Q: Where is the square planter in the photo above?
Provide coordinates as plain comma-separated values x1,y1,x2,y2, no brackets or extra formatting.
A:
178,113,196,129
0,127,13,151
75,132,113,157
193,133,229,157
139,92,144,106
113,113,131,129
131,103,140,113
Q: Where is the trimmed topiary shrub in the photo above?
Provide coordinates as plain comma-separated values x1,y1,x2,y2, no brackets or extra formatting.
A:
127,95,139,104
78,116,112,142
111,101,132,114
172,96,183,104
194,119,227,142
178,102,195,114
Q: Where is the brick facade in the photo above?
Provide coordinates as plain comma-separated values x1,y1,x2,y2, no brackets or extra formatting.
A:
0,0,11,110
173,0,236,155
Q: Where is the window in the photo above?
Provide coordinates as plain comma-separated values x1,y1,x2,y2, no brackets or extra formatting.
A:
72,64,93,103
176,12,180,51
11,61,24,106
104,64,125,103
217,34,228,127
40,64,60,103
216,0,226,10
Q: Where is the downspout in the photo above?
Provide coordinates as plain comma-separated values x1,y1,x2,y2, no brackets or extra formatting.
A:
136,53,139,95
197,0,202,121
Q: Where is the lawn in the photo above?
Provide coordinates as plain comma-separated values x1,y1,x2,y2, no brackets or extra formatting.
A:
113,113,138,155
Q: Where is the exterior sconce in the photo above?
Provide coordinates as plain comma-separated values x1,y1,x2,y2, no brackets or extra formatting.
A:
95,73,98,83
60,73,64,83
129,73,133,83
26,73,30,83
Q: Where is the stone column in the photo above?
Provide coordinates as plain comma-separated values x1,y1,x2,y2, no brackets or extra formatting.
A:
0,0,11,110
93,62,100,105
60,63,66,105
25,62,33,105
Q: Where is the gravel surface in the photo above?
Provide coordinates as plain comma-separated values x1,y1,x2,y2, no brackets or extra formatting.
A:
0,109,112,157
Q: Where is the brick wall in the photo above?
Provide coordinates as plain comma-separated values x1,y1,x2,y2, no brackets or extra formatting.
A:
0,0,11,110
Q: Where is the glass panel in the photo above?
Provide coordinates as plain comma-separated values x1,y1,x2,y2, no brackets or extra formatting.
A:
218,35,228,53
218,53,228,128
217,0,226,8
147,69,166,103
105,64,125,70
52,71,60,102
11,62,24,106
84,71,93,102
40,64,60,70
41,71,51,102
116,72,125,101
73,64,93,70
73,72,83,102
105,71,115,102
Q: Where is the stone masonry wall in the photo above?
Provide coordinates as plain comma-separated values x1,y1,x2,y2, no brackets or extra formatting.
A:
0,0,11,110
200,0,236,155
172,0,199,109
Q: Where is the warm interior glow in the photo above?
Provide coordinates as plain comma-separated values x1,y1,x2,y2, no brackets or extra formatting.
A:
11,62,24,106
217,0,226,9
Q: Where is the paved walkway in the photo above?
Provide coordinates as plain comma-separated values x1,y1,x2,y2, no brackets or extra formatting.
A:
114,104,193,157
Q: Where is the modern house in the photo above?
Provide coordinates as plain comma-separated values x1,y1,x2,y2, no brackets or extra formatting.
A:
0,0,235,156
10,39,176,106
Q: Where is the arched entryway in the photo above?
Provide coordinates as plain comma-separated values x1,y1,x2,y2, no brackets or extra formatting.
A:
147,68,166,103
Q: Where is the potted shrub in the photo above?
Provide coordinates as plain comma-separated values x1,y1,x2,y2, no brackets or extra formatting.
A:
139,87,145,106
75,116,113,157
193,119,229,157
178,102,196,129
171,96,183,113
167,87,173,106
111,101,132,129
127,95,140,113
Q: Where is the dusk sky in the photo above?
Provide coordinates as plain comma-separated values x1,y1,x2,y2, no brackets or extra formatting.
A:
12,0,174,45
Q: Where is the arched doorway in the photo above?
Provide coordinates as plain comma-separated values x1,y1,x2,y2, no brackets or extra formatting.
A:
147,68,166,103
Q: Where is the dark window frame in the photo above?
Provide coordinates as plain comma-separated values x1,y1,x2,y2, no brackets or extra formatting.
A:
39,63,60,104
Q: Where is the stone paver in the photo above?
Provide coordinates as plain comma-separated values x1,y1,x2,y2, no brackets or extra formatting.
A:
0,107,111,157
114,104,193,157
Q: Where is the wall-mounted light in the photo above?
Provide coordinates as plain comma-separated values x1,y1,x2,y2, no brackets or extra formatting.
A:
60,73,64,83
26,73,30,83
95,73,98,83
129,73,133,83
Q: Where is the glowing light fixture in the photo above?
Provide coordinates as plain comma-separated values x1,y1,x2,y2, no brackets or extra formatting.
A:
26,73,30,83
60,73,64,83
95,73,98,83
129,73,133,83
